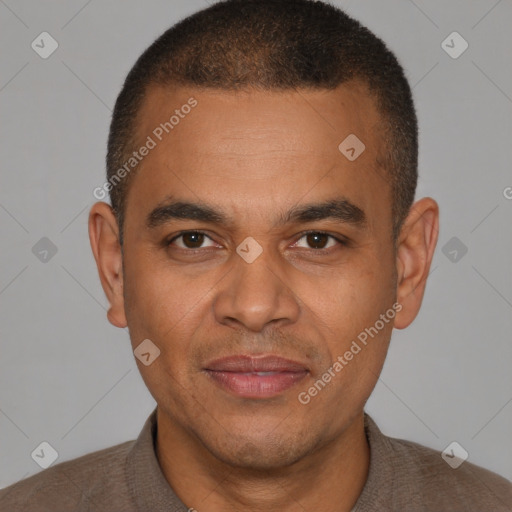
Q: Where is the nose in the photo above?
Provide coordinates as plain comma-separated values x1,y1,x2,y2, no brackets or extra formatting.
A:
212,245,301,333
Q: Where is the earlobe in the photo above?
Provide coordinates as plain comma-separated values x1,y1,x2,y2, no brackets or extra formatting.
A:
88,202,127,329
394,197,439,330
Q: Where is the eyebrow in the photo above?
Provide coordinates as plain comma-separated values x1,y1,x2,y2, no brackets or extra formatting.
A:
277,198,366,228
146,197,367,230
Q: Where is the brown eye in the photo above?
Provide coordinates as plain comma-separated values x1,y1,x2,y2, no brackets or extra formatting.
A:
306,232,329,249
170,231,216,250
183,232,203,248
294,232,343,250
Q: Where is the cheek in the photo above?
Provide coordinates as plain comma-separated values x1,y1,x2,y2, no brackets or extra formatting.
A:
296,255,395,408
307,259,394,342
122,260,207,407
122,254,207,348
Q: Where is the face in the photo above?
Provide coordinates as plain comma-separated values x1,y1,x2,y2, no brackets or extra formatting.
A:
90,83,438,470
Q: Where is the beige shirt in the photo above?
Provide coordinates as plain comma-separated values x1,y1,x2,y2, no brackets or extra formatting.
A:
1,409,510,511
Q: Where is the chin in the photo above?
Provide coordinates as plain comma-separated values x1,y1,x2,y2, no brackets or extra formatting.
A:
201,428,316,471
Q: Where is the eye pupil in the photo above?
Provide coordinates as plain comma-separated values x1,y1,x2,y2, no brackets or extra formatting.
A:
182,232,204,248
307,233,328,249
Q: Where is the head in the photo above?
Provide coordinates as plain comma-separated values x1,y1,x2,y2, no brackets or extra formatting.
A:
89,0,438,470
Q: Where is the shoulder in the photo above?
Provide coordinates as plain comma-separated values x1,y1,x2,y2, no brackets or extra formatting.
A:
0,439,136,512
385,434,512,510
359,415,512,511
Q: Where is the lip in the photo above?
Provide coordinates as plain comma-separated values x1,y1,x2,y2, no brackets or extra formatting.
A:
204,355,309,398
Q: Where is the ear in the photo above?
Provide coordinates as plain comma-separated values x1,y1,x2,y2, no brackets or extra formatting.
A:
88,202,127,328
394,197,439,330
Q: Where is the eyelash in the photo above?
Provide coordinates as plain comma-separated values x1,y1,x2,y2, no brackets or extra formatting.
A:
165,230,347,253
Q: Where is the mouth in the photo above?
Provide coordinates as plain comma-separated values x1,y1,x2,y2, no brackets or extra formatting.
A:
203,355,309,398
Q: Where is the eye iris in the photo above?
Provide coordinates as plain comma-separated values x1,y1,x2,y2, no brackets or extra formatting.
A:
307,233,328,249
182,232,204,248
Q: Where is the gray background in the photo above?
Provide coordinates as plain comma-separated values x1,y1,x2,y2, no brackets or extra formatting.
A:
1,0,511,488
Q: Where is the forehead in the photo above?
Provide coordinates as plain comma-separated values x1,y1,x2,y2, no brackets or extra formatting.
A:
125,83,391,233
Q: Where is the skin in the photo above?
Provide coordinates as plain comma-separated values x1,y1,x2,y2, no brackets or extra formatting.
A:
89,83,439,512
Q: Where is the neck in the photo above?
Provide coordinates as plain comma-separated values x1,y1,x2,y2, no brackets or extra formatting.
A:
155,408,370,512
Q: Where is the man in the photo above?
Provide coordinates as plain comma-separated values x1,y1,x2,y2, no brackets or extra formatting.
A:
1,0,510,510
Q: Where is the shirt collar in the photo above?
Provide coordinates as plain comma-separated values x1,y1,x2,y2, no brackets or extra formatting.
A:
351,414,395,511
126,407,188,511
